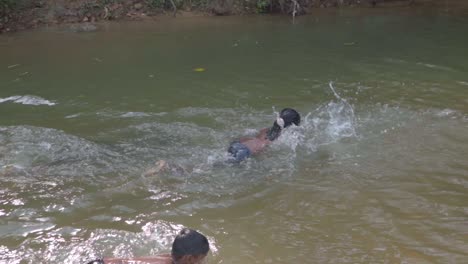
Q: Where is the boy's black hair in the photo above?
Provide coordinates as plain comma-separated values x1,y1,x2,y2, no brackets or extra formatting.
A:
267,108,301,141
86,259,104,264
171,228,210,260
280,108,301,128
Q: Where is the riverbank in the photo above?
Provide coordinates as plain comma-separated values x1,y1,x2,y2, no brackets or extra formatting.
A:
1,0,467,34
1,4,468,263
0,0,449,34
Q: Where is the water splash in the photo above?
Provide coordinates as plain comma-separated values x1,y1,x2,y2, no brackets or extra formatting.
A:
327,81,358,138
2,101,467,264
0,96,363,263
0,95,56,106
274,82,359,157
0,220,217,264
0,126,134,180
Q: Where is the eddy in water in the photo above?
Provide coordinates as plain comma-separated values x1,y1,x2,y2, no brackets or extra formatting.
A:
144,108,301,176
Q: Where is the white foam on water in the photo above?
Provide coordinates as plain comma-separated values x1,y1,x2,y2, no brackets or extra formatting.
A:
120,112,152,118
434,108,457,117
328,82,358,137
274,125,304,154
65,113,81,119
383,57,408,64
275,82,359,155
0,83,363,201
0,95,21,103
0,220,205,263
2,99,467,264
0,95,56,106
0,125,133,180
416,62,454,71
96,110,167,119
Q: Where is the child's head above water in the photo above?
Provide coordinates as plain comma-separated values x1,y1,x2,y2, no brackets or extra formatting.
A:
278,108,301,128
267,108,301,141
172,228,210,264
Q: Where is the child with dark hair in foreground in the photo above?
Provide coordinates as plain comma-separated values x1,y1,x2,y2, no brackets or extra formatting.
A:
87,228,210,264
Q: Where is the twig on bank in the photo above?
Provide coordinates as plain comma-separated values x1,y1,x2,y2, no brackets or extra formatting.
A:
291,0,300,21
103,6,110,20
168,0,177,17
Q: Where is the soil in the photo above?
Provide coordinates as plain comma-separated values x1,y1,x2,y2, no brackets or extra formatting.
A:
0,0,462,34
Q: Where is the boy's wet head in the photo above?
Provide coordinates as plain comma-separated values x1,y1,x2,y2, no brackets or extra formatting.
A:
279,108,301,128
172,228,210,264
267,108,301,141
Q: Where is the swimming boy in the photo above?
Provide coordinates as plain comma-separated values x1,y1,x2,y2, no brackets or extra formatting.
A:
227,108,301,162
86,228,210,264
143,108,301,176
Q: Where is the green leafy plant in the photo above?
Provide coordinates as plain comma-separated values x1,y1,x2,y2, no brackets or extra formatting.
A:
0,0,16,9
147,0,166,8
174,0,185,9
256,0,270,13
190,0,210,10
1,0,16,19
103,0,124,4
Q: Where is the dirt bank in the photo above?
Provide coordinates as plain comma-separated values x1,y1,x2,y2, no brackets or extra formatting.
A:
0,0,458,34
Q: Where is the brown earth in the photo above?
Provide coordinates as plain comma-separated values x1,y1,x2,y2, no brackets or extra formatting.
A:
0,0,460,34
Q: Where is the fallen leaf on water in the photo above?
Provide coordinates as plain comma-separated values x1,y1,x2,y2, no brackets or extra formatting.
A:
193,68,206,72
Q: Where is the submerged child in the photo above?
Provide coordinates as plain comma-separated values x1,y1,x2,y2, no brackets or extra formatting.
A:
144,108,301,176
86,228,210,264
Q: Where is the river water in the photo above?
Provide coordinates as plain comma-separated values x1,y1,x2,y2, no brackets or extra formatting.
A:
1,6,467,264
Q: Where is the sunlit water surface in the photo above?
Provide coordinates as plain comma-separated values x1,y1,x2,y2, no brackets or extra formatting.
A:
0,6,467,264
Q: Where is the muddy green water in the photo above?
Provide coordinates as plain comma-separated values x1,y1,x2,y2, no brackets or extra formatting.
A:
1,7,468,264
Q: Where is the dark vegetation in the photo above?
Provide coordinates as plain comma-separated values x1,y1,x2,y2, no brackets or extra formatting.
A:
0,0,433,33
